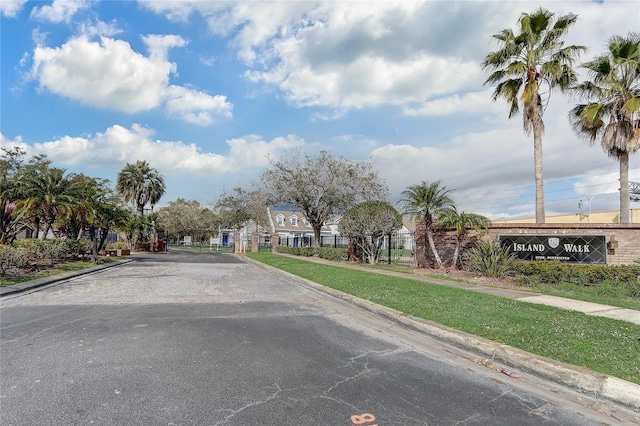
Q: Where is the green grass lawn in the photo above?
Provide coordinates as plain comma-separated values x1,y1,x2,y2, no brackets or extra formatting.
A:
357,261,640,311
245,252,640,385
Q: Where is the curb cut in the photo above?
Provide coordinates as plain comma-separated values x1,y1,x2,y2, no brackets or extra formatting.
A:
0,259,134,297
244,256,640,412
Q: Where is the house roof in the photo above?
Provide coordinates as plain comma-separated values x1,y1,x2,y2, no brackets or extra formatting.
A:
267,207,332,234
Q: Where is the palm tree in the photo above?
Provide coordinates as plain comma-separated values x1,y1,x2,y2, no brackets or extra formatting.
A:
19,166,82,239
569,33,640,223
400,181,455,268
483,8,586,223
438,209,491,269
65,175,109,239
92,200,131,259
116,160,166,218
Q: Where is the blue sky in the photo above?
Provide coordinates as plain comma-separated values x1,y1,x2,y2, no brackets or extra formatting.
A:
1,0,639,220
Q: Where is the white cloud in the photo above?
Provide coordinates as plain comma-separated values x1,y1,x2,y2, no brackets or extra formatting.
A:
142,1,639,119
241,2,490,110
163,85,232,126
142,34,187,61
369,101,634,219
30,0,89,24
0,0,26,18
77,19,122,38
28,35,232,124
0,133,28,150
402,89,502,117
226,134,305,168
8,125,305,176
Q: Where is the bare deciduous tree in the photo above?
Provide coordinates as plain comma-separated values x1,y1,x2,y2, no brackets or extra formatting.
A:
261,150,387,247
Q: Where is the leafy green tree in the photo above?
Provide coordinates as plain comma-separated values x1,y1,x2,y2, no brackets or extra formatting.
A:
400,181,455,268
483,8,585,223
116,160,166,217
438,209,491,269
215,188,268,232
157,198,218,236
569,33,640,223
261,150,387,247
339,200,402,265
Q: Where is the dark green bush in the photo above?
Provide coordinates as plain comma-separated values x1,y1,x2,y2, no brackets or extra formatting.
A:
276,246,347,261
511,261,640,285
314,247,348,261
276,246,313,256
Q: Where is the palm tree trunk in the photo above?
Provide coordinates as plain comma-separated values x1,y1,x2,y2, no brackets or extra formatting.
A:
41,222,52,239
619,152,630,223
452,241,460,269
533,127,545,224
427,230,443,268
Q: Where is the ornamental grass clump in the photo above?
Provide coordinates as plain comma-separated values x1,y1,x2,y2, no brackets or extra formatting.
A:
463,241,515,278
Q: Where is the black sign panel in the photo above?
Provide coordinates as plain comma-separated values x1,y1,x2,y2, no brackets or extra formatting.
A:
499,235,606,264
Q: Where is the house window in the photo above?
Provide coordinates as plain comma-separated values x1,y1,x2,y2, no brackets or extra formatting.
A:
290,217,298,226
276,215,284,226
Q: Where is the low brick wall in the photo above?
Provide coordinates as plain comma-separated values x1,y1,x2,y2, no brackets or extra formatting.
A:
486,223,640,266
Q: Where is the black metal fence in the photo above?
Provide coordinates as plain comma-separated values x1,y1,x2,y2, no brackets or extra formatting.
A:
163,229,416,266
276,230,416,266
165,230,235,253
378,229,416,266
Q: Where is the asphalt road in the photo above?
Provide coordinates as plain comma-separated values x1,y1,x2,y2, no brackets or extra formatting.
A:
0,251,627,425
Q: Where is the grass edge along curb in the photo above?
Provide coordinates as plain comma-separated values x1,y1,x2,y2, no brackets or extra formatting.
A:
243,252,640,410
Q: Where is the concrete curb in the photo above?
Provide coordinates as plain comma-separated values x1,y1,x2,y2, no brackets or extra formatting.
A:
0,259,134,297
244,256,640,412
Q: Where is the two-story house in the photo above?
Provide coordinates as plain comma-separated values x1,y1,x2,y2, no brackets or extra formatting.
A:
266,206,339,247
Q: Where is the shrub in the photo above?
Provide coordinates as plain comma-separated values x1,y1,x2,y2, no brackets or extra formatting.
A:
463,241,515,278
511,261,640,285
0,245,30,275
106,241,129,250
515,274,540,288
275,246,347,261
0,240,86,273
276,246,312,256
314,247,348,261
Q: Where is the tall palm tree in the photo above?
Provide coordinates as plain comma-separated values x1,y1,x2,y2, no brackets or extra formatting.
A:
569,33,640,223
438,209,491,269
116,160,166,218
483,8,586,223
400,181,455,268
